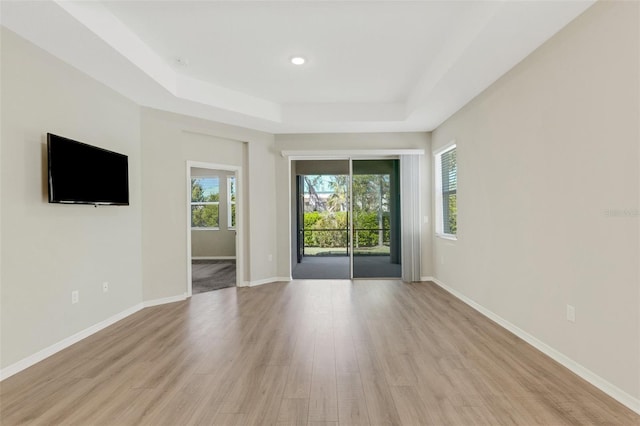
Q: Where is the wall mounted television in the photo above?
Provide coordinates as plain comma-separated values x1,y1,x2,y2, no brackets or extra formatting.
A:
47,133,129,206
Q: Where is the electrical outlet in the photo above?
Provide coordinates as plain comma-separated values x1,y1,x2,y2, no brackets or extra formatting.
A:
102,282,109,293
566,304,575,322
268,254,273,262
439,256,444,265
71,290,79,304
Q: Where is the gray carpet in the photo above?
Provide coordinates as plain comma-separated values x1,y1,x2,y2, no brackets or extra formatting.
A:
292,255,401,279
292,256,350,279
353,255,401,278
192,260,236,293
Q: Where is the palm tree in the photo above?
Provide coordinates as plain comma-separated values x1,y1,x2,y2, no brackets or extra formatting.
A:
327,175,348,212
304,175,324,211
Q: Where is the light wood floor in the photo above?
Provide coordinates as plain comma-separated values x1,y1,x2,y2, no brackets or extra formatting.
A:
1,280,638,425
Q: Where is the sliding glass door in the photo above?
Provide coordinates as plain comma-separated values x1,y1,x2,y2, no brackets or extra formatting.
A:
351,160,401,278
292,158,401,279
293,160,351,279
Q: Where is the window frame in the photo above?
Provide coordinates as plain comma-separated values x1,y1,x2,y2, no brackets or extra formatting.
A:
191,176,220,231
434,143,457,240
227,175,236,230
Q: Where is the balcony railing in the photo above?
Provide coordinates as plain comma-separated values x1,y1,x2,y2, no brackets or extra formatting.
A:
300,228,391,256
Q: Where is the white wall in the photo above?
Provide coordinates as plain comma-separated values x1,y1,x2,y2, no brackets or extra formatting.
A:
274,133,432,279
141,108,277,298
431,1,639,401
0,28,143,369
0,28,281,372
190,168,236,258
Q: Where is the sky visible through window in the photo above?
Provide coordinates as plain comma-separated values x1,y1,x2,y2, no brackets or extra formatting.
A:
303,175,336,194
199,178,219,199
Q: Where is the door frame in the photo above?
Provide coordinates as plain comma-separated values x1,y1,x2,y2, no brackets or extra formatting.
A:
186,160,244,297
285,149,424,279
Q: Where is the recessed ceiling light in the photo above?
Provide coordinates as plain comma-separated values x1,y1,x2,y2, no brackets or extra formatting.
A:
290,56,306,65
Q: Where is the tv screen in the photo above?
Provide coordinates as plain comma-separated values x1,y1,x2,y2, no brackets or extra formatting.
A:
47,133,129,205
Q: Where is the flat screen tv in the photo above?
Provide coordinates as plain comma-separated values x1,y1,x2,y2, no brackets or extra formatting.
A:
47,133,129,205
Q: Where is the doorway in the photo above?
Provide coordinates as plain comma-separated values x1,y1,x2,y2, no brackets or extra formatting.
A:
291,159,401,279
186,161,243,296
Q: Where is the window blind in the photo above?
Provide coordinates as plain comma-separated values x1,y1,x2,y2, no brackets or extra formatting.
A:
440,147,457,235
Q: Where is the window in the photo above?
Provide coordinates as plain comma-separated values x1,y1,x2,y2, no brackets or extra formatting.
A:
435,145,457,237
191,177,219,229
227,176,236,229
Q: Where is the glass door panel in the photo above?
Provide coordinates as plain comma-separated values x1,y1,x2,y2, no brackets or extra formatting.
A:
351,159,401,278
292,159,350,280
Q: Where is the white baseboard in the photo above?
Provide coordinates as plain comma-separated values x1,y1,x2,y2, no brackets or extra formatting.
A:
143,293,188,307
0,303,144,381
0,293,190,382
247,276,291,287
420,276,435,282
430,277,640,415
192,256,236,260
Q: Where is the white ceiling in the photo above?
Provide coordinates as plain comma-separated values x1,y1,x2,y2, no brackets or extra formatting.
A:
1,0,595,134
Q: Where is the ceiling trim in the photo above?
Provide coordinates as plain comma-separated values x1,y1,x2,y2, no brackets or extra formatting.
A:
281,149,425,159
2,0,596,134
54,0,282,122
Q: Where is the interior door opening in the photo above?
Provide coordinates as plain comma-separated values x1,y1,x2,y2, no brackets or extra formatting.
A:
186,161,242,296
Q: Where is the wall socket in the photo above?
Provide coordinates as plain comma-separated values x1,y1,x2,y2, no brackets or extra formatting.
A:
102,282,109,293
566,304,575,322
71,290,79,304
268,254,273,262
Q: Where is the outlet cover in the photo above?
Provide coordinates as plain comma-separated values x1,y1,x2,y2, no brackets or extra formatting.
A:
71,290,79,304
566,304,575,322
102,282,109,292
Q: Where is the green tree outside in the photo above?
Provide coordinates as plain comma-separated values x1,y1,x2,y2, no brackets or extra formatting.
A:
191,178,219,228
302,173,392,253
